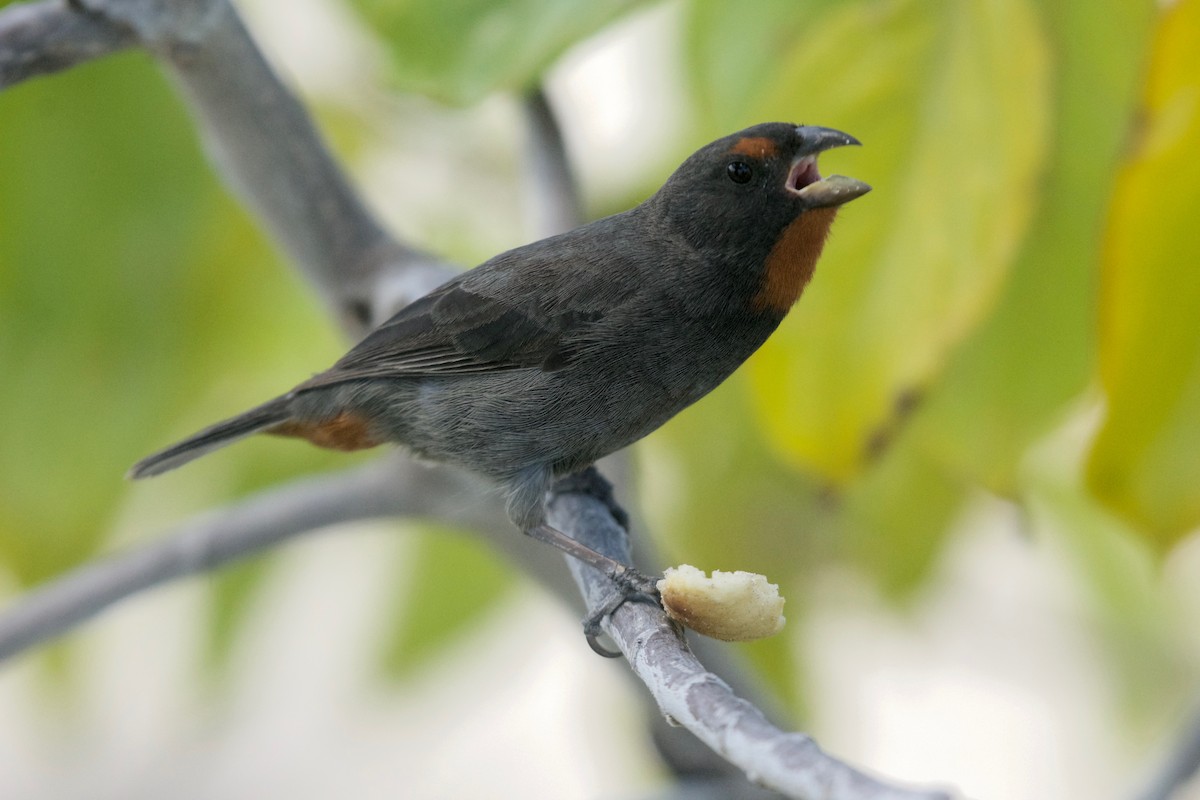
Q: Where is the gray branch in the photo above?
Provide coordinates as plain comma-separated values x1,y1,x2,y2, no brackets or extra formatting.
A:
0,0,134,87
0,0,448,332
0,1,960,797
522,86,585,238
549,479,954,800
0,459,955,800
145,0,442,330
0,457,573,662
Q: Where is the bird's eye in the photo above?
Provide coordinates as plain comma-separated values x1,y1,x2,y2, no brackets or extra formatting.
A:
726,161,753,184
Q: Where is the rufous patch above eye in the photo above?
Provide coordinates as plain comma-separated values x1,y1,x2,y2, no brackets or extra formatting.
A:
728,136,779,158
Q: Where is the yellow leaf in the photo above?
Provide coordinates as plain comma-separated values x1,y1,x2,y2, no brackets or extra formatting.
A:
744,0,1051,482
911,0,1156,495
1088,0,1200,543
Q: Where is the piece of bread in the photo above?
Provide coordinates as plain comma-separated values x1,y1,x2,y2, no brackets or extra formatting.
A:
657,565,786,642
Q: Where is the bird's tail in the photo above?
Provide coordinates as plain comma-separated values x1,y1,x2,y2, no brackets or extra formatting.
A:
128,395,293,479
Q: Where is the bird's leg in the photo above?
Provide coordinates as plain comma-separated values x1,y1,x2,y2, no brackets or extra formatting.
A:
538,468,660,596
525,523,659,594
509,466,661,655
526,523,661,658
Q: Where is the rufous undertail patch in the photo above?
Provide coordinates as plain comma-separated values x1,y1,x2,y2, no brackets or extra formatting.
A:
752,206,839,313
269,411,382,451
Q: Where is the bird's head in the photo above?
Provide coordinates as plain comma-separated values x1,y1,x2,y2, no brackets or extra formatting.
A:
653,122,871,312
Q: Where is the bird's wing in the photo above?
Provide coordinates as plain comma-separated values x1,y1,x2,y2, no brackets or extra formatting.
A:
298,241,635,389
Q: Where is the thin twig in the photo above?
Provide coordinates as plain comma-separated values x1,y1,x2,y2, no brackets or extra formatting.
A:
0,455,584,663
0,459,407,661
522,86,586,237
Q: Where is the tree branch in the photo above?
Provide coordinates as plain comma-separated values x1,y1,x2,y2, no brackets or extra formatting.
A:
0,0,134,88
0,458,955,800
0,460,414,659
1,0,450,332
0,455,591,663
549,472,955,800
522,86,585,238
144,0,443,331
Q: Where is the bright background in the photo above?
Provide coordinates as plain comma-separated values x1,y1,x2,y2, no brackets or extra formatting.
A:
1,0,1199,797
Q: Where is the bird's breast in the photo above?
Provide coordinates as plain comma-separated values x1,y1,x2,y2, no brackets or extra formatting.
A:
750,206,839,313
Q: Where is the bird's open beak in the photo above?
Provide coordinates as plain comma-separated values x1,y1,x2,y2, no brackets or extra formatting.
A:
786,125,871,208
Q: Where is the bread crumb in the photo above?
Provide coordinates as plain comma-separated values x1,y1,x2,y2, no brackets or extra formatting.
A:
657,565,785,642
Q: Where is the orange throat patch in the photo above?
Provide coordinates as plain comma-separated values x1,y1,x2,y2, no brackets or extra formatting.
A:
268,411,383,452
751,206,839,313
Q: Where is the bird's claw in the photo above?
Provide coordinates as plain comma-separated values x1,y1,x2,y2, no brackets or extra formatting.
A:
613,565,661,598
584,617,623,658
582,567,662,658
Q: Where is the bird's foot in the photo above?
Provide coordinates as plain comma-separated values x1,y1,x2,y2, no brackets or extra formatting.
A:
583,566,662,658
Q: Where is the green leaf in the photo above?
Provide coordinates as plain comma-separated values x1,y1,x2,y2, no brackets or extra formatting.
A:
684,0,820,125
1087,0,1200,544
839,432,965,599
0,53,344,594
0,55,217,583
347,0,649,105
691,0,1052,483
913,0,1157,495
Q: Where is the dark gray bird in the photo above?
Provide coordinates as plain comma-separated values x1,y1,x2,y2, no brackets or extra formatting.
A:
131,122,869,607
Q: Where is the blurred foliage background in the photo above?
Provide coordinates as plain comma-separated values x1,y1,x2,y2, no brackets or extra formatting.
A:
1,0,1199,795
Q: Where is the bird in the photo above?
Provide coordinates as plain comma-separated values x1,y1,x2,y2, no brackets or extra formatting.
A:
131,122,869,621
